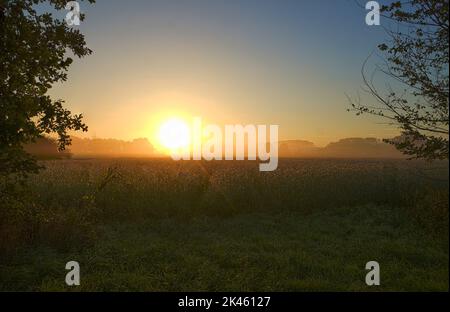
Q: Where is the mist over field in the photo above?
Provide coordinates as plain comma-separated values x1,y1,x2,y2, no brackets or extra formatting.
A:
25,135,406,159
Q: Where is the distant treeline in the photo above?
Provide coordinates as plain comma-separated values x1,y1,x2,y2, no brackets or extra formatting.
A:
24,137,71,159
25,136,405,159
69,137,155,156
278,137,405,158
24,136,155,158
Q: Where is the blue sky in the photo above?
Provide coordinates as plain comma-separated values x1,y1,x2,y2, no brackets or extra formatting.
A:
49,0,398,146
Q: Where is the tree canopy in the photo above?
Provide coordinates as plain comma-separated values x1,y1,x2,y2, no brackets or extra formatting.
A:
351,0,449,160
0,0,94,178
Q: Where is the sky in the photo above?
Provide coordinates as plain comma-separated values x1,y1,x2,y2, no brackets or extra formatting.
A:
48,0,400,147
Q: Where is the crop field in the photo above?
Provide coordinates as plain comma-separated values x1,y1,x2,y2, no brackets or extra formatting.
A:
0,158,448,291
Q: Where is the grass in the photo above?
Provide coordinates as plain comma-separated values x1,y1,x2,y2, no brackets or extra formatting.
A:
0,159,448,291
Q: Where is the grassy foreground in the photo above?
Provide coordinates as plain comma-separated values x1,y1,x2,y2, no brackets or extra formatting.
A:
1,205,448,291
0,159,448,291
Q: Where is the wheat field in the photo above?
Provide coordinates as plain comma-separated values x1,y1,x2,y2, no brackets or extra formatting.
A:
0,158,448,291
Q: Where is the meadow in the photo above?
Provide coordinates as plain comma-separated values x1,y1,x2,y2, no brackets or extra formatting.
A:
0,158,448,291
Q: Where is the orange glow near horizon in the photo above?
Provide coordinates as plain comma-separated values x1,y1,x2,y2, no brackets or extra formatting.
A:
158,118,191,151
150,111,193,154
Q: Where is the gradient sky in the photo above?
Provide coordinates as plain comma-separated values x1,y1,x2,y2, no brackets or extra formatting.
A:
48,0,399,146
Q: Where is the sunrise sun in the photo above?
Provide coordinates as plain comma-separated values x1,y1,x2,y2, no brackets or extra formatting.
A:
158,118,191,150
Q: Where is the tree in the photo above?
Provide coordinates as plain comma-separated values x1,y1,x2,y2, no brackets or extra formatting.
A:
0,0,94,179
350,0,449,160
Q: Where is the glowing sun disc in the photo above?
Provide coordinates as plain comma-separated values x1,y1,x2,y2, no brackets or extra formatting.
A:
158,118,191,149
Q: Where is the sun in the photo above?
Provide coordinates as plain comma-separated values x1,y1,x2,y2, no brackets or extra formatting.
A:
158,118,191,150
